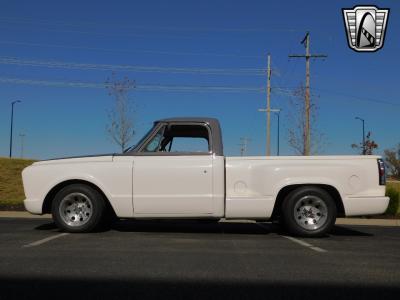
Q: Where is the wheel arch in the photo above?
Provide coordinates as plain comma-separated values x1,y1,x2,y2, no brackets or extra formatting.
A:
42,179,116,216
270,184,345,220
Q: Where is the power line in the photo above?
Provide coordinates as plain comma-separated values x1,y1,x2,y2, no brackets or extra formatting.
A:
273,86,400,108
0,24,197,40
0,17,304,45
0,56,266,76
312,88,400,107
0,75,397,105
0,41,263,59
0,17,301,34
0,22,301,42
0,77,265,93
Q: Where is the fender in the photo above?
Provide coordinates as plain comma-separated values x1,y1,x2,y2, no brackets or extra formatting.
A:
41,174,130,217
273,177,345,204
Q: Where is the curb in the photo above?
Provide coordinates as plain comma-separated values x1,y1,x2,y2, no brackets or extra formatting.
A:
0,211,399,226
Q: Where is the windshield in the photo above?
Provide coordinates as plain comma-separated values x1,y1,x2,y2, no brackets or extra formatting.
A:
124,124,156,153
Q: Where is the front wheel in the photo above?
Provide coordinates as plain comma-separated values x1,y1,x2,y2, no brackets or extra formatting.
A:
52,184,106,233
282,186,337,237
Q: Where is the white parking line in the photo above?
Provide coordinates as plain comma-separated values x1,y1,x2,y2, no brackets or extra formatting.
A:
22,233,69,248
282,235,327,253
255,223,328,253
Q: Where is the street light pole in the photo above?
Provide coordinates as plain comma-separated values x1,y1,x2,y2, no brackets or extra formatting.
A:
355,117,365,155
9,100,21,158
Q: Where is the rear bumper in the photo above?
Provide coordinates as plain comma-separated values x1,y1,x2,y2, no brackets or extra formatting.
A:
23,198,44,215
344,196,389,216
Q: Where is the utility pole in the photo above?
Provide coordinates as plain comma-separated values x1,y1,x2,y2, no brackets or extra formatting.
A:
9,100,21,158
275,110,281,156
239,137,251,156
289,32,327,155
19,133,26,158
266,54,272,156
258,108,280,155
257,53,273,156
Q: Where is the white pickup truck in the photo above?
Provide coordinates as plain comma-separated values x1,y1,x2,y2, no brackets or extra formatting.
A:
22,117,389,237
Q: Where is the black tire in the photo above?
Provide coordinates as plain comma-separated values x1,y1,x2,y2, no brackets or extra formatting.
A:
282,186,337,237
52,184,107,233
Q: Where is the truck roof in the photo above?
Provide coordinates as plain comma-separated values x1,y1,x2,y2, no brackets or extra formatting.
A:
156,117,219,124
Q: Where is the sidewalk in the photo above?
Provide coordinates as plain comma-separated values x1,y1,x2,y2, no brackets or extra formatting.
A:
0,211,399,226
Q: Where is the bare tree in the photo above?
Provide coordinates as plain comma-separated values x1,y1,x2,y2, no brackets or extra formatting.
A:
286,84,326,155
351,131,378,155
384,145,400,179
105,73,136,152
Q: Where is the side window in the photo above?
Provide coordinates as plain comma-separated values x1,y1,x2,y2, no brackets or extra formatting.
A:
169,137,209,153
162,124,210,153
141,123,211,154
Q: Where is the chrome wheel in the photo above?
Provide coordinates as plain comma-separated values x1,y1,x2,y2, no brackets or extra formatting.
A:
59,192,93,227
294,195,328,231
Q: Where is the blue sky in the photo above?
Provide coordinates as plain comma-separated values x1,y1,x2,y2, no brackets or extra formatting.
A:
0,0,399,159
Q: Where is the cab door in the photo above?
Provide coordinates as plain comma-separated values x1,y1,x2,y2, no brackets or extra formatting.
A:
132,123,214,216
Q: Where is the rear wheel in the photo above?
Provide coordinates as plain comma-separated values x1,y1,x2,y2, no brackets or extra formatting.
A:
52,184,106,233
282,186,336,237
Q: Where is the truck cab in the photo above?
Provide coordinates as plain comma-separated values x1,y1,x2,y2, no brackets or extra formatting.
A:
126,118,225,217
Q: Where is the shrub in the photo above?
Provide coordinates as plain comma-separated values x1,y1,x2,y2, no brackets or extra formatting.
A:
385,187,400,216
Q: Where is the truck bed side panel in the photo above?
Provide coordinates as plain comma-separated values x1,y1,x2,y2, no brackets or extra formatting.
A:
225,156,387,218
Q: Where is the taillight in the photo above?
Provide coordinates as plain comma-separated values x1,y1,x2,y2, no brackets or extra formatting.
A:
377,158,386,185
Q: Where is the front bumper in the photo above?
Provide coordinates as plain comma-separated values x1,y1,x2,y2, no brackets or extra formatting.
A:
23,198,44,215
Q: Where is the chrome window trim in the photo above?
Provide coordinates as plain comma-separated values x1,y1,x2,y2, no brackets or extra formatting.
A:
135,122,213,156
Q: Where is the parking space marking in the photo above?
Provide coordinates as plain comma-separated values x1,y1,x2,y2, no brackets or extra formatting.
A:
22,233,69,248
282,235,327,253
309,246,327,253
255,223,328,253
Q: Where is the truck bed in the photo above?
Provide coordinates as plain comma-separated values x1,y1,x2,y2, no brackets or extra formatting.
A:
225,155,387,218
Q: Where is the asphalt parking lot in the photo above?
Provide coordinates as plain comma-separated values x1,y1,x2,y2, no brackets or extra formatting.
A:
0,217,400,300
